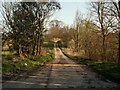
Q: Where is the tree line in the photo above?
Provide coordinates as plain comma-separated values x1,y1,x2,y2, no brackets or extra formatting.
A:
1,0,61,58
48,0,120,63
1,0,119,63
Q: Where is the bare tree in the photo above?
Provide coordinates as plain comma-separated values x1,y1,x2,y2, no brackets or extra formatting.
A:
109,0,120,63
73,10,83,52
90,0,116,61
99,0,120,63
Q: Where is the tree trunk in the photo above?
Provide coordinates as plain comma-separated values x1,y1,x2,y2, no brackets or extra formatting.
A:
101,35,106,61
118,1,120,64
36,35,40,55
39,37,43,55
74,33,79,52
18,44,23,58
32,44,36,55
118,31,120,63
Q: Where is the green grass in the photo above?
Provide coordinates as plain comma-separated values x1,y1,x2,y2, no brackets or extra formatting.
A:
2,51,16,56
43,41,54,50
2,49,54,78
61,48,120,84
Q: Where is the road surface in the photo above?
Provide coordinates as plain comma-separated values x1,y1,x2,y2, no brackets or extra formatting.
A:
2,48,120,88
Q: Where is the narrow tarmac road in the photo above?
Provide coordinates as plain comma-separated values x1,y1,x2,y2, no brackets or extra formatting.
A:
2,48,120,88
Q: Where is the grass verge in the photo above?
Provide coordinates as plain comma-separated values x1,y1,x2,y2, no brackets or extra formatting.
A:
2,49,54,80
61,48,120,84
